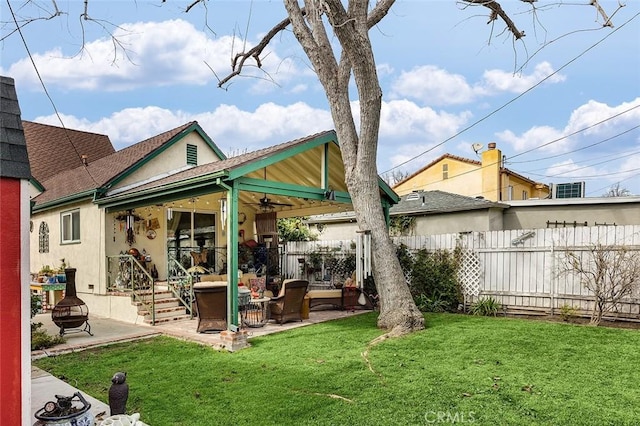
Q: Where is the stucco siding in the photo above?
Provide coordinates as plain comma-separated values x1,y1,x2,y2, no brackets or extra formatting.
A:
394,159,482,197
503,203,640,229
30,201,103,295
111,132,222,191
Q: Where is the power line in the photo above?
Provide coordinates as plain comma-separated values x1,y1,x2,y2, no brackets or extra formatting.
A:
381,12,639,175
508,123,640,165
6,0,98,185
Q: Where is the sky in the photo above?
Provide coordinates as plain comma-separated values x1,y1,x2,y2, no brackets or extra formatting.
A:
1,0,639,197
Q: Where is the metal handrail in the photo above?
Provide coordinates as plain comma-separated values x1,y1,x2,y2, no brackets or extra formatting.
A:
167,255,194,318
107,254,156,324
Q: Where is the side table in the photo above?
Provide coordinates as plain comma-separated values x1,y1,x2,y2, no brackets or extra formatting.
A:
241,297,271,328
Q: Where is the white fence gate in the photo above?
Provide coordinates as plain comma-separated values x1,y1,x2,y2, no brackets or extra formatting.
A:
283,225,640,320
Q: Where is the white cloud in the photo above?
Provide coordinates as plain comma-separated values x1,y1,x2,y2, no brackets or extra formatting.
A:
497,97,640,155
390,65,475,105
390,62,566,106
35,101,333,151
481,61,566,93
379,99,471,140
7,19,307,93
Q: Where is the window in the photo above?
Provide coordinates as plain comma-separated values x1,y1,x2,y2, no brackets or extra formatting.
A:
522,191,528,200
507,186,514,201
38,222,49,253
186,144,198,166
442,163,449,180
61,210,80,243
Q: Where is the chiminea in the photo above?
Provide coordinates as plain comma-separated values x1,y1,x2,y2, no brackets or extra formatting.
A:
51,268,93,336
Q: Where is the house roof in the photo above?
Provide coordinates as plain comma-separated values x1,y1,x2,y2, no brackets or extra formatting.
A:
393,153,546,189
23,121,115,183
307,190,507,223
0,76,30,179
30,121,201,209
97,129,399,213
390,190,508,215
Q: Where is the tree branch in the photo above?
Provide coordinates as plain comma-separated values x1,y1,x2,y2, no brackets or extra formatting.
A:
217,12,299,88
462,0,526,39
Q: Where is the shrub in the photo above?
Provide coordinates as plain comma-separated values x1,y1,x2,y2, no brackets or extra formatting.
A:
395,244,462,312
559,304,578,322
470,297,502,316
31,322,65,351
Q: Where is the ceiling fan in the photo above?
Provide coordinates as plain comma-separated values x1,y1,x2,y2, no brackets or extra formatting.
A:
245,168,293,211
253,195,293,211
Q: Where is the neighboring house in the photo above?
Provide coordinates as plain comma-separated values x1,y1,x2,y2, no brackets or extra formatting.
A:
393,142,550,202
503,196,640,229
308,190,509,239
26,120,397,323
307,190,640,241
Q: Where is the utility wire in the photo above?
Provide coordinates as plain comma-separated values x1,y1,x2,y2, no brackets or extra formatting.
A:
6,0,98,185
508,123,640,164
381,12,639,175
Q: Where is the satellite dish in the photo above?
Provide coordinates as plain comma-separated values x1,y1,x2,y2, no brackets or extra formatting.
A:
472,143,484,154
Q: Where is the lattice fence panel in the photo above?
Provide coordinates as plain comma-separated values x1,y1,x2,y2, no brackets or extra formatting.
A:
458,249,482,297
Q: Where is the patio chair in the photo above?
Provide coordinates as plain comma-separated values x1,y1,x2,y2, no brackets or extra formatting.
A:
268,280,309,325
193,282,227,333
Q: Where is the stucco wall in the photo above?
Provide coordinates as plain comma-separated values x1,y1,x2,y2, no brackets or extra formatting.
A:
414,208,504,235
394,159,482,197
111,132,222,191
503,201,640,229
30,200,104,296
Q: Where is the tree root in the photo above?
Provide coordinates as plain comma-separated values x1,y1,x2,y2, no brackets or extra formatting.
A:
312,393,354,403
361,332,391,380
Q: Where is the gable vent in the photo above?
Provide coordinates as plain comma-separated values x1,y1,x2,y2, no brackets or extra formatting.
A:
186,144,198,166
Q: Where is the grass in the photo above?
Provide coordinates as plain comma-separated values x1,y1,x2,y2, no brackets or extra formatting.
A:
33,313,640,426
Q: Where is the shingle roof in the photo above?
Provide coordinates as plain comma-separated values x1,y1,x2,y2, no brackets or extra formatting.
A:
390,190,508,215
307,190,507,224
30,121,197,207
0,76,30,179
107,130,335,197
23,121,115,183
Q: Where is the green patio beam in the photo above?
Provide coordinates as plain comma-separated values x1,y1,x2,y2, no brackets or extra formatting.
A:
236,177,351,203
322,142,329,190
217,178,239,331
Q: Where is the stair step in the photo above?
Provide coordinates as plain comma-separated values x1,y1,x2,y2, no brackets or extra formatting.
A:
133,297,182,307
144,314,192,325
139,305,189,318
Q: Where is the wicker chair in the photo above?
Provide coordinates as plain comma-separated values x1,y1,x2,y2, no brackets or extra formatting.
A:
193,282,227,333
269,280,309,325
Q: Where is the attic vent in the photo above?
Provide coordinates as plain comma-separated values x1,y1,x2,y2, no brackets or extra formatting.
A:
186,144,198,166
406,192,420,201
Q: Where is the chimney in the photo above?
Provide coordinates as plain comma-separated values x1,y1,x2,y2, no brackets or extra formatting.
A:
481,142,501,201
81,154,88,166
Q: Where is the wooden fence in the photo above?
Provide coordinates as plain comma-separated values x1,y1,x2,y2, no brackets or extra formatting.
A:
282,225,640,320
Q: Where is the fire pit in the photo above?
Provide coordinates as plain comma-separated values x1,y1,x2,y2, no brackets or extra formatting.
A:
51,268,92,336
34,392,94,426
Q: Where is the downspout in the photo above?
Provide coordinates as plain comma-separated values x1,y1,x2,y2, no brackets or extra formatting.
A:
216,178,240,331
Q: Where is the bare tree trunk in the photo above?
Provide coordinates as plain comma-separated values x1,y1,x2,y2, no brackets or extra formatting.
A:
284,0,424,334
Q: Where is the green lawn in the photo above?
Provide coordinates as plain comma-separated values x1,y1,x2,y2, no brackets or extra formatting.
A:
34,313,640,426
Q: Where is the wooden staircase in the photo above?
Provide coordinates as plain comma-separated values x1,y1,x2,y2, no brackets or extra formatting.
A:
133,285,192,325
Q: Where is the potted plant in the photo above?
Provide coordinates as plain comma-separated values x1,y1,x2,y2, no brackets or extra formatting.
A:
38,265,54,282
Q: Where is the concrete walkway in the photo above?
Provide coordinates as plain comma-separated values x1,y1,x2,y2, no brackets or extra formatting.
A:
30,309,369,424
